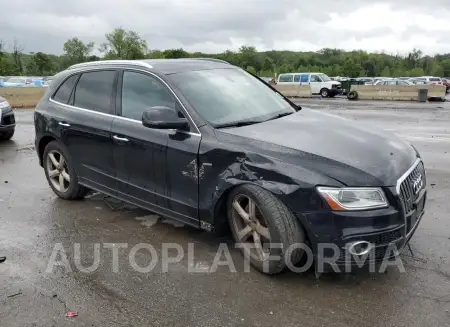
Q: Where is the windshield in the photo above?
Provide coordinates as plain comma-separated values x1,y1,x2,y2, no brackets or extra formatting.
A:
318,73,331,82
170,68,295,126
6,78,26,83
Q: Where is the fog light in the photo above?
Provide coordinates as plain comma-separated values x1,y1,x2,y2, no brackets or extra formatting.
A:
348,241,374,256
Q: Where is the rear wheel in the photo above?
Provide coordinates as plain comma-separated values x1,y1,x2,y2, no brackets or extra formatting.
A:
43,141,88,200
227,184,305,274
0,129,14,141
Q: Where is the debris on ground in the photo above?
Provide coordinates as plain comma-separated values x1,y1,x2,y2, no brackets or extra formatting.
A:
7,292,22,298
0,256,6,263
66,312,78,318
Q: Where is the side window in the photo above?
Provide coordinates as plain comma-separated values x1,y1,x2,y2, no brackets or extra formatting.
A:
73,70,116,114
52,74,79,104
293,75,300,83
279,74,293,83
121,71,176,121
386,81,396,85
300,74,309,83
310,75,320,82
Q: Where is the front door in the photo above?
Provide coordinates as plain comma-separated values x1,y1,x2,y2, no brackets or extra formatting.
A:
111,70,201,227
309,74,322,94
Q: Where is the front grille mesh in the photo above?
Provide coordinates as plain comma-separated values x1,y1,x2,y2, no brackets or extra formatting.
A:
399,161,426,214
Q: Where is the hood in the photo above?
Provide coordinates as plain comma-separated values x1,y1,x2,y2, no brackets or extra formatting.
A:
216,109,418,186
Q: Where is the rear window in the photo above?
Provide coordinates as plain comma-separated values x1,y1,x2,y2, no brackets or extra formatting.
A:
73,70,116,114
279,74,293,83
52,74,79,104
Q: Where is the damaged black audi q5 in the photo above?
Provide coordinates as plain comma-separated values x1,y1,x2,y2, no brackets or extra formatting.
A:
34,59,427,274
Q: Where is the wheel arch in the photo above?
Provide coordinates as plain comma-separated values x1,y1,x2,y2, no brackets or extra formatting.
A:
37,134,59,167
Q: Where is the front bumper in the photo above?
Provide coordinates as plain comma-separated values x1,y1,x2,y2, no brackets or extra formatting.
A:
0,107,16,132
297,187,427,272
329,87,343,96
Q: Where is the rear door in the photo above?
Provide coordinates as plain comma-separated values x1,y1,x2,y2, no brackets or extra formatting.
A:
111,70,201,227
59,69,118,193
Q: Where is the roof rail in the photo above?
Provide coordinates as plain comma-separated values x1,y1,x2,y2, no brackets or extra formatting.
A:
183,58,230,65
68,60,153,70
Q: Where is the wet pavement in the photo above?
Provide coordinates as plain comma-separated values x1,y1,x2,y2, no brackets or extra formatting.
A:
1,106,449,327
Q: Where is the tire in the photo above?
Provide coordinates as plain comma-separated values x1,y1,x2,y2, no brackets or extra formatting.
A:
0,129,14,141
347,90,358,100
227,184,305,274
320,88,329,97
43,141,88,200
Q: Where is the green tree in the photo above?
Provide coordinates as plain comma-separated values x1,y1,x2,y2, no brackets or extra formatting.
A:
99,28,147,60
26,52,53,75
63,37,94,65
246,66,257,75
381,66,391,77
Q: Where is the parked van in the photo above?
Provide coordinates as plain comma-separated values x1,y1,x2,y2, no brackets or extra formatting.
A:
277,72,342,97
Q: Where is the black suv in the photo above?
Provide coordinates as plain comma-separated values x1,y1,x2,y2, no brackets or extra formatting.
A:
34,59,427,274
0,96,15,141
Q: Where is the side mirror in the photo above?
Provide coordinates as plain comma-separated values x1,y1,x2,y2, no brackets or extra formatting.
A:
142,106,190,131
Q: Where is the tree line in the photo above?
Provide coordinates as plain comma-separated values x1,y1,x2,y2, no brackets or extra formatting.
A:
1,28,450,78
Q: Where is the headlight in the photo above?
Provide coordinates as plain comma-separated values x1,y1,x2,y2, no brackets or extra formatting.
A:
317,187,388,211
0,100,10,109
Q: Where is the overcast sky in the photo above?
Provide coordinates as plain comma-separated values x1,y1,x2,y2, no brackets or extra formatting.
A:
1,0,450,55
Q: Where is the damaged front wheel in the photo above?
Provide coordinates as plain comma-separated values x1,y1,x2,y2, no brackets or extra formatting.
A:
227,184,306,274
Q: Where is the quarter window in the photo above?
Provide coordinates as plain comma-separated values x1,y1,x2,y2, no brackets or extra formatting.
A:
73,70,116,114
53,74,79,104
121,71,176,121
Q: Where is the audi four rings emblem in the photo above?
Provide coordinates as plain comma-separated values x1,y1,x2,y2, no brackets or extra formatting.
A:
413,174,423,195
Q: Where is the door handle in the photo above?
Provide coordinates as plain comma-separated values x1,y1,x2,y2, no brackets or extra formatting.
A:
58,122,70,127
113,135,129,142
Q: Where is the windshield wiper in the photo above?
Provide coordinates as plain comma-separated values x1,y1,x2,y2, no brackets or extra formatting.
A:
264,111,293,122
215,120,263,129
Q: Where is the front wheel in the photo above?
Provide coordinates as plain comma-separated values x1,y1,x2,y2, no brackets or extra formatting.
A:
43,141,89,200
320,88,329,97
227,184,306,274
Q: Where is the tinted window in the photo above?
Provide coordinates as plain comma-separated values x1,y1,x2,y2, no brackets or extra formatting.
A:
293,75,300,82
121,71,176,121
73,70,116,113
53,74,79,104
300,74,309,83
279,74,293,82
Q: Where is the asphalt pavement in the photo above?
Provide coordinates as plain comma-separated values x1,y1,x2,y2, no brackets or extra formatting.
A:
1,104,449,327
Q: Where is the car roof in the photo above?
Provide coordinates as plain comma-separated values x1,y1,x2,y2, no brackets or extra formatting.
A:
68,58,233,75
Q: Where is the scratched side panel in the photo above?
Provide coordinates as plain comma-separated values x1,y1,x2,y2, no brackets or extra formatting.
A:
166,132,201,226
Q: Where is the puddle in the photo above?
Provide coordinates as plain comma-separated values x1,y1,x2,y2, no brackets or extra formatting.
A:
135,215,160,227
161,218,185,228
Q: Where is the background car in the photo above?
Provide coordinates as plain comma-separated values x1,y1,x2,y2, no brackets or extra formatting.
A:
373,79,413,86
2,77,33,87
0,96,15,140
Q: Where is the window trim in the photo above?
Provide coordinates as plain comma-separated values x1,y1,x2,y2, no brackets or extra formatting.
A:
50,67,201,136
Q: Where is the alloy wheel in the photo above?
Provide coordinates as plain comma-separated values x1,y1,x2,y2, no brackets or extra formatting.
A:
46,150,70,193
231,194,272,261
